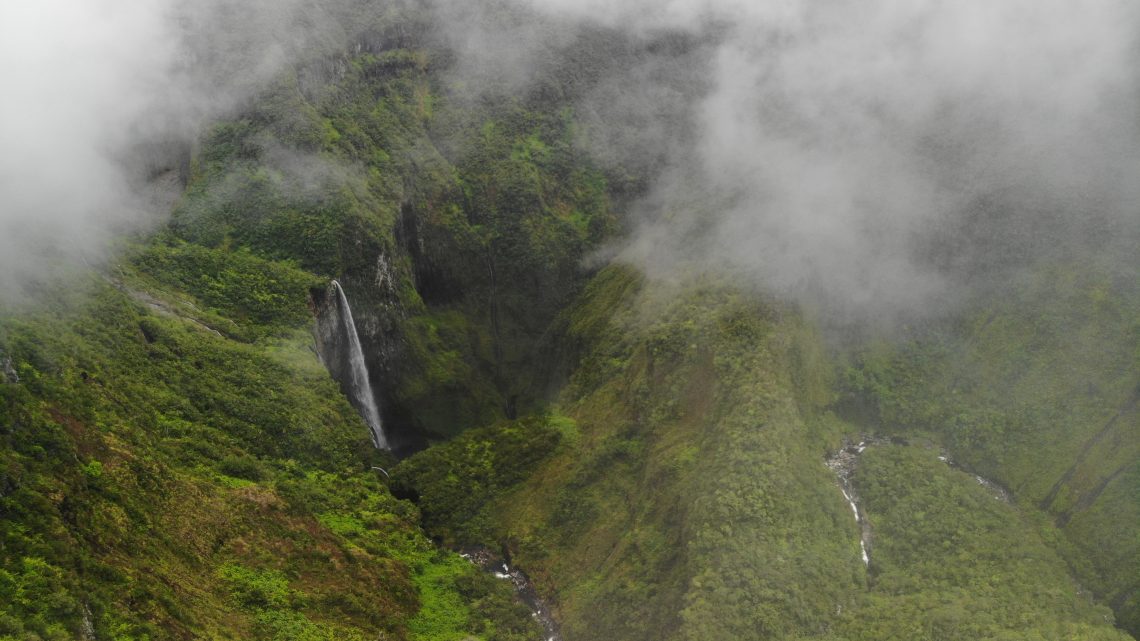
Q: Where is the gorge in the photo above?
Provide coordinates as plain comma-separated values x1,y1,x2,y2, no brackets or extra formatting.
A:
0,1,1138,640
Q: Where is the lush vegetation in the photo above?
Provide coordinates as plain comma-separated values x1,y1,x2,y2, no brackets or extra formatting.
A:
0,272,540,640
2,4,1137,641
169,35,617,443
839,259,1140,635
825,445,1129,641
392,264,1136,640
390,415,563,546
0,12,603,636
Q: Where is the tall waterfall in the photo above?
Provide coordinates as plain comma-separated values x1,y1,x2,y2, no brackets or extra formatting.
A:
331,280,388,449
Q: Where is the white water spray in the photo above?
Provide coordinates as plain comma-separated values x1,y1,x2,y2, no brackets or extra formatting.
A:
827,440,876,567
331,280,388,449
840,486,870,566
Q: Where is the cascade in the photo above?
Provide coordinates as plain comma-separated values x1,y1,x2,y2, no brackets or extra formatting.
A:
827,437,1010,568
1,351,18,384
331,280,388,449
840,486,870,565
460,548,562,641
826,439,881,567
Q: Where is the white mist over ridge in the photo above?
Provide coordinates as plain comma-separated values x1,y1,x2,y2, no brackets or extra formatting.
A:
0,0,384,303
0,1,175,299
3,0,1138,324
446,0,1140,325
676,0,1140,322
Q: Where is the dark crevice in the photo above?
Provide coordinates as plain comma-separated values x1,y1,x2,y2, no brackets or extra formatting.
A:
1056,460,1135,527
395,202,465,306
1039,383,1140,513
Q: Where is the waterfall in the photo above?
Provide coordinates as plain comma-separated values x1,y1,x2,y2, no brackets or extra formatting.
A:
331,280,388,449
1,351,18,384
826,437,1008,569
827,440,878,567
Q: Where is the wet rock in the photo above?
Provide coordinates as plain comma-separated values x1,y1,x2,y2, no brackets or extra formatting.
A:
460,546,562,641
1,352,18,384
827,437,884,566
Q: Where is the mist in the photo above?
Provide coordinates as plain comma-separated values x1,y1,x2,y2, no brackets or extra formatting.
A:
440,0,1140,327
0,0,383,303
3,0,1138,325
1,1,167,300
674,0,1140,325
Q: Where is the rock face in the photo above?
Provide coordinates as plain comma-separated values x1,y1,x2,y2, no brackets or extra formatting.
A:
1,352,18,383
312,280,388,449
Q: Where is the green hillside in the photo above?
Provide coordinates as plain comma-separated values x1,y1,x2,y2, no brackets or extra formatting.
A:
395,265,1133,640
1,6,1138,641
840,258,1140,633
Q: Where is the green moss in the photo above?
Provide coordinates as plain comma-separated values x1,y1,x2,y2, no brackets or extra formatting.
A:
0,266,540,639
217,563,294,610
406,554,472,641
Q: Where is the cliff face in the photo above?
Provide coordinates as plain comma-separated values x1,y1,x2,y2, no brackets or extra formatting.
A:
170,32,617,448
395,265,1134,641
0,10,609,638
1,7,1138,641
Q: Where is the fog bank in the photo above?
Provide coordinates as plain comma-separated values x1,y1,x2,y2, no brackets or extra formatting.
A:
3,0,1138,325
444,0,1140,326
0,0,381,302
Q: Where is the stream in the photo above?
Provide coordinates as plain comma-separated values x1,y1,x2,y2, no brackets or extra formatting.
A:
826,437,1011,567
461,547,562,641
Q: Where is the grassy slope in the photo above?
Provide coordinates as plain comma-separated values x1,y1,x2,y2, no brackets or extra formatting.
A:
841,258,1140,635
393,265,1133,641
0,19,612,641
0,263,537,640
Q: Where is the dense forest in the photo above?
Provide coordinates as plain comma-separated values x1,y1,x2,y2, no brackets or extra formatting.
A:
1,1,1138,640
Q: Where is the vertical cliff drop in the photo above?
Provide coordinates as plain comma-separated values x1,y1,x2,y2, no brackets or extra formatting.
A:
314,280,389,449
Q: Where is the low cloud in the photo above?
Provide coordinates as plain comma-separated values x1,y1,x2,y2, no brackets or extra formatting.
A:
0,0,373,302
444,0,1140,326
676,0,1140,323
4,0,1137,325
0,1,175,299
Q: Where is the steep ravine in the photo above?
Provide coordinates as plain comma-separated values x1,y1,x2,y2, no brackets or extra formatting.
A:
826,436,1013,569
462,547,563,641
313,280,389,449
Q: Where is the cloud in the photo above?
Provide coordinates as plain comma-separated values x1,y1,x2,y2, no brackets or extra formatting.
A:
3,0,1137,325
0,0,371,303
0,0,176,299
444,0,1140,325
684,1,1140,313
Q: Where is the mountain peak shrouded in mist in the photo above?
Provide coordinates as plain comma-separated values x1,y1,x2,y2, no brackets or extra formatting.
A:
440,0,1140,328
2,2,1139,639
3,0,1139,320
0,0,389,302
